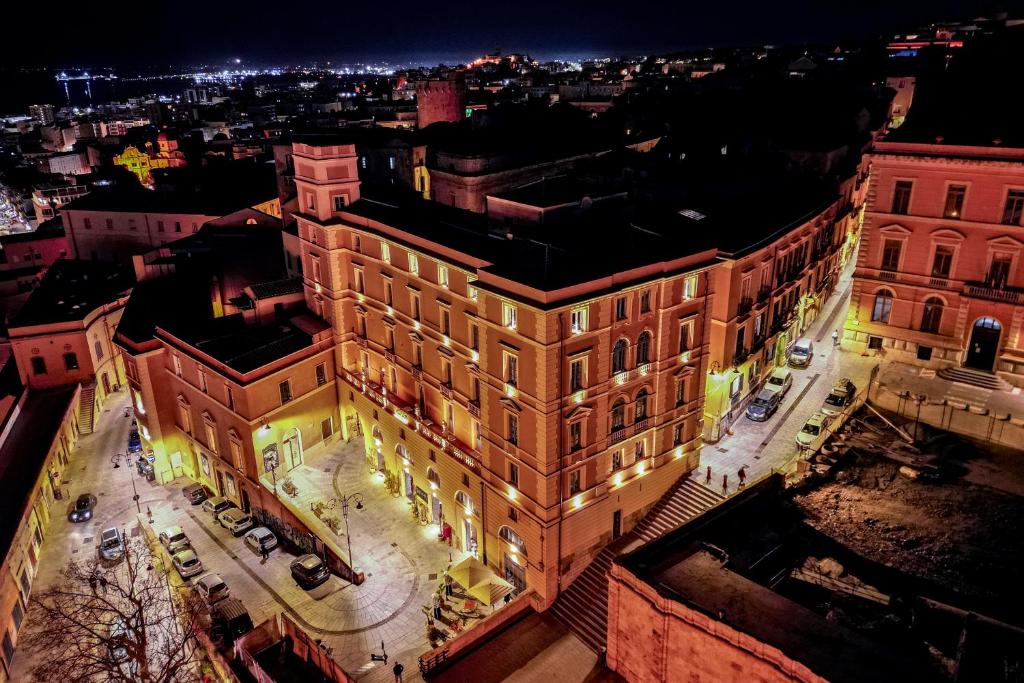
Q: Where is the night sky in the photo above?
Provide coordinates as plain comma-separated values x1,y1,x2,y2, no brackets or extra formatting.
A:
1,0,1016,67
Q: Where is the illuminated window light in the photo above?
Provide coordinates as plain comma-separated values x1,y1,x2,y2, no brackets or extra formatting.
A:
505,384,517,398
413,321,421,331
613,472,623,487
679,351,691,363
572,495,583,509
675,447,683,459
403,466,410,473
443,335,450,347
374,437,382,447
471,350,479,362
464,506,473,517
615,372,627,385
508,486,517,500
386,306,393,316
637,461,646,475
573,391,585,404
430,481,438,490
315,283,322,294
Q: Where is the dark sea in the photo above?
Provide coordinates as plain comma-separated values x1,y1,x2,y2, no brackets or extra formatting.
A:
0,68,193,116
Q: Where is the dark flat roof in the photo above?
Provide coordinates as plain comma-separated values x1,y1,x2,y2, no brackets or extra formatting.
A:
9,259,132,328
0,384,77,564
64,172,276,217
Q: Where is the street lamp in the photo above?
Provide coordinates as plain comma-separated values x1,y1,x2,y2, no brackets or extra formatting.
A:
112,452,141,513
328,493,364,582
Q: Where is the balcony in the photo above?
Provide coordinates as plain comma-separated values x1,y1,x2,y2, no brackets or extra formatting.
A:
609,427,627,445
383,350,395,363
928,277,949,289
440,383,452,399
635,362,652,376
612,369,630,385
737,297,753,316
411,366,422,380
963,282,1024,305
732,347,750,366
356,335,368,348
632,418,651,434
878,269,897,282
468,401,480,418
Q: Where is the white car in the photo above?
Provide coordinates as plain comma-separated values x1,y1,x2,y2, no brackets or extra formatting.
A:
172,549,203,578
244,527,278,555
202,496,234,517
218,508,254,536
194,573,230,605
764,367,793,397
796,412,834,450
158,526,191,554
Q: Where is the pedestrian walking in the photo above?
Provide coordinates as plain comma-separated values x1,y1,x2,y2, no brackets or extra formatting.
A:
738,466,746,487
444,572,453,598
832,329,840,347
88,572,98,594
432,592,442,620
393,661,404,683
98,574,107,594
705,465,712,485
261,544,270,562
721,473,728,494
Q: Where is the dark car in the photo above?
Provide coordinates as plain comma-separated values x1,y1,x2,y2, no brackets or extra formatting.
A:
183,483,210,505
290,554,330,589
69,493,97,522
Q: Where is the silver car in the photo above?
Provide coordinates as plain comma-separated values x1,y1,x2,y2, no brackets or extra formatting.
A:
172,549,204,578
159,526,191,554
98,527,125,561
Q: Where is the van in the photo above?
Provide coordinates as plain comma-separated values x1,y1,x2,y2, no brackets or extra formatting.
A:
789,339,814,367
745,389,782,422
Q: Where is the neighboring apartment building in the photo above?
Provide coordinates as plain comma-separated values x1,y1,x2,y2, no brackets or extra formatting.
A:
292,139,713,604
847,137,1024,385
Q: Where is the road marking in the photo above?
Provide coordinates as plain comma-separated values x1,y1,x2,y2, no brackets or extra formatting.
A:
756,373,821,453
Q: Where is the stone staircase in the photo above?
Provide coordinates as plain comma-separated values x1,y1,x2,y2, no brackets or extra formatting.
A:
550,478,725,652
937,366,1010,392
77,382,96,434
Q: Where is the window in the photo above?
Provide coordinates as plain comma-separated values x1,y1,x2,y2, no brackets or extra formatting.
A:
354,268,364,294
931,245,954,278
413,343,423,368
500,525,525,549
507,414,519,446
570,358,585,392
385,327,395,351
868,336,883,350
279,380,293,404
468,284,478,301
508,507,519,521
570,307,588,334
438,264,449,288
178,398,192,433
30,356,46,375
12,597,24,630
881,239,902,272
381,242,391,263
441,308,451,336
3,630,13,667
83,217,91,230
156,220,165,232
384,280,393,306
569,422,583,451
615,297,627,320
63,352,79,371
503,302,518,330
508,461,519,485
640,290,651,313
611,399,625,431
408,252,419,275
354,236,361,253
229,438,243,469
917,345,933,361
872,290,894,324
333,195,347,211
988,253,1013,288
943,185,966,219
307,194,316,211
441,358,452,386
612,339,628,374
634,389,648,422
611,450,622,470
356,313,366,337
636,332,651,365
675,378,686,407
470,323,479,350
891,180,912,215
920,297,943,334
315,362,327,386
569,469,581,494
105,218,114,230
471,376,480,403
503,352,518,386
311,255,322,284
1002,190,1024,225
174,221,182,233
673,423,684,445
679,320,693,353
410,291,421,321
173,354,182,376
203,418,217,454
94,339,104,360
198,369,208,393
634,440,645,462
682,275,697,300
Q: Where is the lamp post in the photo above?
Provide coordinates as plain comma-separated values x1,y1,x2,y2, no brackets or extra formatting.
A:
112,452,141,513
328,493,363,582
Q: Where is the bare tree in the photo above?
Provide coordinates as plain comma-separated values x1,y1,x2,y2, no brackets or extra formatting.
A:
21,536,206,683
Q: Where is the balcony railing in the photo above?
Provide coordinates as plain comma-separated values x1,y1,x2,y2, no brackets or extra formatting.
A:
384,350,395,363
737,297,753,316
758,285,772,302
733,347,750,365
411,366,422,380
440,383,452,399
356,336,368,348
609,428,627,444
635,362,652,376
878,269,897,281
632,418,651,434
963,282,1024,305
468,401,480,418
928,277,949,289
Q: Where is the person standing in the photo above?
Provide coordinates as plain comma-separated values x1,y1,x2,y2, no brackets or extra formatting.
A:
721,473,728,495
832,329,840,347
432,592,442,620
738,466,746,487
444,572,453,598
261,544,270,562
393,661,404,682
705,465,712,484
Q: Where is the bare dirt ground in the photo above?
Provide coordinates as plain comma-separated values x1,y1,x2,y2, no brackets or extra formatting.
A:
792,414,1024,619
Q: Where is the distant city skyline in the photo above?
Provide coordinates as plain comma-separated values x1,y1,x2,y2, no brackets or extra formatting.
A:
0,0,1006,68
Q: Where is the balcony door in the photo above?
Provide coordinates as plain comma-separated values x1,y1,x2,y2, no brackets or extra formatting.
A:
965,317,1001,372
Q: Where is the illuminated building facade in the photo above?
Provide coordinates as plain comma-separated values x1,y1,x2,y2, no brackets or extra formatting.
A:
112,134,186,187
292,140,711,603
847,138,1024,384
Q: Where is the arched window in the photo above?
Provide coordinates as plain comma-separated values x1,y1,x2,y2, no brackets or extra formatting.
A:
455,490,473,514
612,339,627,374
872,290,894,324
636,332,651,364
372,425,383,443
920,297,943,334
427,468,440,486
634,389,648,422
396,443,411,464
499,525,526,553
611,398,626,431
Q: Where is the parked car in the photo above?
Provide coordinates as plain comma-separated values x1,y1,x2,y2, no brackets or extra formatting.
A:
821,378,857,416
183,483,209,505
290,554,330,589
789,339,814,367
98,527,125,561
796,412,835,450
211,598,254,645
194,573,230,605
764,367,794,397
202,496,235,517
171,549,204,578
158,526,191,554
68,493,96,522
218,509,254,536
244,527,278,555
745,389,782,422
107,616,130,664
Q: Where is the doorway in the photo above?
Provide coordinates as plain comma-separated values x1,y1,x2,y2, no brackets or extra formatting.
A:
504,554,526,594
282,429,302,470
215,470,225,497
241,489,251,513
612,510,622,540
464,518,478,556
965,317,1001,371
404,471,414,501
431,494,443,525
101,372,111,395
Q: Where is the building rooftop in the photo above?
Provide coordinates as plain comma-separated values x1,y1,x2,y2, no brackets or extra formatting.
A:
9,259,132,328
0,383,78,569
618,487,943,683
